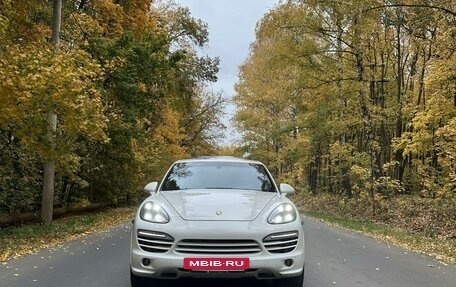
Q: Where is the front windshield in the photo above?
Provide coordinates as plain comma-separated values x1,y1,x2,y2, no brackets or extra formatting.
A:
161,161,276,192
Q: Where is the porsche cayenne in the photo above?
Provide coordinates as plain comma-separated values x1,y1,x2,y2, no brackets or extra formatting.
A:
130,156,305,287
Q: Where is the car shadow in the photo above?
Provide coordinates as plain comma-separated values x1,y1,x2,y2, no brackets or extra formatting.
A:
159,278,274,287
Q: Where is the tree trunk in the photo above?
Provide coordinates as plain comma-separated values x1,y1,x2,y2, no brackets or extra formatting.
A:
393,7,405,182
353,11,380,199
41,0,61,223
341,165,352,197
41,113,57,223
308,160,317,194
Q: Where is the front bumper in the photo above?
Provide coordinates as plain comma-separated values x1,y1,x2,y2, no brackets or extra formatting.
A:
130,218,305,279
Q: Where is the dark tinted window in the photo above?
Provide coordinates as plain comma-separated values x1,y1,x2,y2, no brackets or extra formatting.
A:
161,162,275,192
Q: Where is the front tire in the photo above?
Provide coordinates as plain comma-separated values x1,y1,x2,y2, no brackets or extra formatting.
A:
274,269,304,287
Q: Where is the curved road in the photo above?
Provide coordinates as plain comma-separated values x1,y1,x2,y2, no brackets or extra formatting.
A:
1,217,455,287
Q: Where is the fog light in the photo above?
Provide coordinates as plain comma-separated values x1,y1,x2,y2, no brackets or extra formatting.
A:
142,258,151,266
284,259,293,267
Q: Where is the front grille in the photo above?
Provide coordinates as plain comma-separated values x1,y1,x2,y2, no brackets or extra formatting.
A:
137,230,174,253
175,239,261,254
263,231,299,254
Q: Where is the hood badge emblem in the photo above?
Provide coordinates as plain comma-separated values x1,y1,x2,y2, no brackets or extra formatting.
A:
216,211,222,216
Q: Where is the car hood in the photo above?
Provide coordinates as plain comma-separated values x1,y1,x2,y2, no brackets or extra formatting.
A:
161,190,277,221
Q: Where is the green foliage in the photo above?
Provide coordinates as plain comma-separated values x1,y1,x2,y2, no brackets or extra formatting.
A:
374,176,405,197
0,134,41,213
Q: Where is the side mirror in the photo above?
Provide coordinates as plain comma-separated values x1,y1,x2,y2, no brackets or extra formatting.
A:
279,183,295,195
144,182,158,194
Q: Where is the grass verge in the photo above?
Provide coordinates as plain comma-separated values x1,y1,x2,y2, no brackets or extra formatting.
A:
0,207,135,262
302,210,456,264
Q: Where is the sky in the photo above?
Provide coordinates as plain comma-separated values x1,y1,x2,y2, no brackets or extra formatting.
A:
176,0,280,145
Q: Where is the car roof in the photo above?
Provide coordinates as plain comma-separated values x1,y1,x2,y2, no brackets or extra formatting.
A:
174,156,263,165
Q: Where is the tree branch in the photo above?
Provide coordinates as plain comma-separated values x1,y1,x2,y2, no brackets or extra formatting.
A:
363,4,456,17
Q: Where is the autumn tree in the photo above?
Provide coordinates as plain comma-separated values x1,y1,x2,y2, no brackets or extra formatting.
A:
0,0,107,217
235,0,456,203
0,0,225,217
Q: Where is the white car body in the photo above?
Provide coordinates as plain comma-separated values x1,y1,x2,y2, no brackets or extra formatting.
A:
130,157,305,287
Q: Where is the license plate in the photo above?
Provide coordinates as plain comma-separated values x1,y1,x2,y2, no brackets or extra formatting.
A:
183,258,250,271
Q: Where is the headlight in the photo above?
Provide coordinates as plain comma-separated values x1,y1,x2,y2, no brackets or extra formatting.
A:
140,201,170,223
268,203,297,224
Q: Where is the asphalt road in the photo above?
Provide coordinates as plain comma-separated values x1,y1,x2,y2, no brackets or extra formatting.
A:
1,217,455,287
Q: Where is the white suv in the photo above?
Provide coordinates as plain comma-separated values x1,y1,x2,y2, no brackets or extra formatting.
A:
130,157,305,287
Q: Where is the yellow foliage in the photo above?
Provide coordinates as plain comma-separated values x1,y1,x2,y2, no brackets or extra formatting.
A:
93,0,126,38
123,0,157,35
153,104,188,160
88,0,157,39
0,42,108,162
